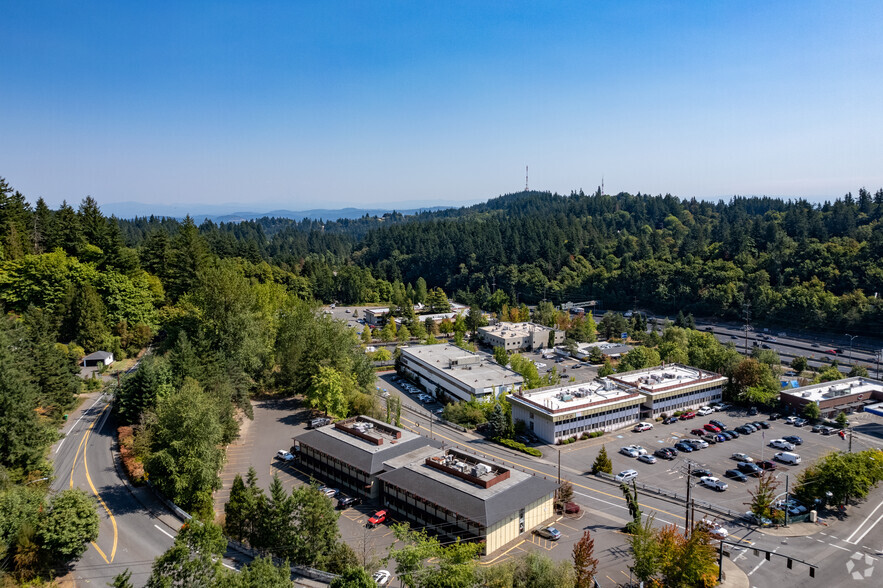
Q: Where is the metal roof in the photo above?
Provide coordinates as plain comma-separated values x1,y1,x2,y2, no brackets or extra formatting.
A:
83,351,113,360
295,427,439,475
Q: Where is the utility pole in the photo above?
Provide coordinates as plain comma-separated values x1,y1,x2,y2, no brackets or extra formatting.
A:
685,462,693,533
743,302,751,355
557,449,561,484
849,428,853,453
784,475,790,527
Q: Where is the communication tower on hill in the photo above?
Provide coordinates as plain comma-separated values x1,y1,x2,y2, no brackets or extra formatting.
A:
525,166,529,191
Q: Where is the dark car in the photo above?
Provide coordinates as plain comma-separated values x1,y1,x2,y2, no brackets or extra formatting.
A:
754,421,770,429
709,420,728,430
674,442,695,453
735,425,752,435
727,429,740,439
713,434,727,443
691,428,706,436
665,446,680,457
692,468,712,477
655,448,676,460
748,406,759,416
336,496,362,509
744,424,758,432
782,435,803,445
738,462,763,477
725,469,748,482
770,413,781,421
664,416,680,424
757,460,778,471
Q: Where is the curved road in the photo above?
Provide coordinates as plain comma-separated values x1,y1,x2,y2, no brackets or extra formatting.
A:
51,391,179,586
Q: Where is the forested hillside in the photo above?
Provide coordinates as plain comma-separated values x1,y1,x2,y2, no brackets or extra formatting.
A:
116,186,883,335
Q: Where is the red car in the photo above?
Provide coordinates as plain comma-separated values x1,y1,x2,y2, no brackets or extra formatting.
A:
680,411,697,420
367,510,387,528
704,423,721,433
827,349,837,354
691,428,706,436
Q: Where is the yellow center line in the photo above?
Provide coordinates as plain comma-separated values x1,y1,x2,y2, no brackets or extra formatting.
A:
72,402,119,563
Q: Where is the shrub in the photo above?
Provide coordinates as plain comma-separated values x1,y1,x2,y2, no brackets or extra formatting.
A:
496,438,542,457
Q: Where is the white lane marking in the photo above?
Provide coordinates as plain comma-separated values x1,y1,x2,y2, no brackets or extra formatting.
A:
56,393,106,453
748,547,778,576
845,499,883,543
830,543,851,552
154,524,176,539
848,507,883,546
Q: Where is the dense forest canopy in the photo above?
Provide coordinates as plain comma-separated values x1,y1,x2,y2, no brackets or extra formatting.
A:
5,177,883,338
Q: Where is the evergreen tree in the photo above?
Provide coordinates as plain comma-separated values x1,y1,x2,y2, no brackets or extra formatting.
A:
73,284,110,351
591,445,613,474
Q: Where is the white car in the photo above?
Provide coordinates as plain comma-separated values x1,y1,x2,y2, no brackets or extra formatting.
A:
619,447,640,458
276,450,295,461
633,422,653,432
318,486,339,498
685,439,708,449
784,416,798,424
698,519,729,540
700,476,728,492
731,452,754,463
626,445,648,456
697,406,714,416
372,569,392,586
535,362,547,368
614,469,638,482
769,439,795,451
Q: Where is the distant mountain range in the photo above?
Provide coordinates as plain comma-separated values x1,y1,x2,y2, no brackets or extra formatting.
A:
100,201,460,223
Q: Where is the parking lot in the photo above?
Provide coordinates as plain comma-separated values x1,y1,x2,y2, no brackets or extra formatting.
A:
589,407,881,515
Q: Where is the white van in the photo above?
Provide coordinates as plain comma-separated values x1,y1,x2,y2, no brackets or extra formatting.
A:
774,451,801,465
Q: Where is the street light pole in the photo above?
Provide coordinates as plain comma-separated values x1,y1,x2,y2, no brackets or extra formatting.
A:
845,334,858,368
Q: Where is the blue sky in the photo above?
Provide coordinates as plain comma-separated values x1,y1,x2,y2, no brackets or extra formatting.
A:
2,1,882,211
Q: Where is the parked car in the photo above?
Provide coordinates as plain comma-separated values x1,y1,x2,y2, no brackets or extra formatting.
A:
372,570,392,586
743,511,772,527
726,429,740,438
757,460,778,471
769,413,781,420
704,423,721,433
793,418,807,427
811,424,825,433
774,452,801,465
748,406,759,416
697,406,714,416
724,469,748,482
655,448,676,460
785,416,798,424
685,438,708,449
720,431,735,441
782,435,803,445
619,447,640,458
755,421,771,429
626,445,648,456
712,434,726,443
337,496,362,509
637,454,657,464
700,476,728,491
535,526,562,541
715,403,732,411
709,420,728,430
680,411,697,420
561,502,581,514
367,510,388,528
700,434,718,444
634,422,654,432
674,442,695,453
614,469,639,482
691,467,712,477
731,452,754,462
276,450,295,461
319,486,339,498
769,439,795,451
737,462,763,477
309,417,332,429
663,416,680,424
664,446,680,456
691,428,707,436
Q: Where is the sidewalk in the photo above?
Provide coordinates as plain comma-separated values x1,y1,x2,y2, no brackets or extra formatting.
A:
719,555,750,588
756,521,824,537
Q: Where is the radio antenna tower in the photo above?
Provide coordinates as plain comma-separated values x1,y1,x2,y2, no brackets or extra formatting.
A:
525,166,529,192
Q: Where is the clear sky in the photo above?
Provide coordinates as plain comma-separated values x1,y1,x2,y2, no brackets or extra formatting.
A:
2,1,882,211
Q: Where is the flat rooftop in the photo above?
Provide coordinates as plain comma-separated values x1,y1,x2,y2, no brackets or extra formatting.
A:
781,377,883,404
401,344,523,392
609,363,726,395
510,380,641,414
479,322,553,338
378,447,558,527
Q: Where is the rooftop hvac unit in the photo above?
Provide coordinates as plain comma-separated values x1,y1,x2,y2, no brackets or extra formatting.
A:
475,463,492,476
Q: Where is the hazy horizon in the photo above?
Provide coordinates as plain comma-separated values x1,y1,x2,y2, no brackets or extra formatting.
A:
3,1,882,209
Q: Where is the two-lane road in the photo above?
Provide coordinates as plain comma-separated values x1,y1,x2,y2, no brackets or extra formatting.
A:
52,392,176,586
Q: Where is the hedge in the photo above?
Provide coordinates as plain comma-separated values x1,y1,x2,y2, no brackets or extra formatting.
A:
496,438,542,457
